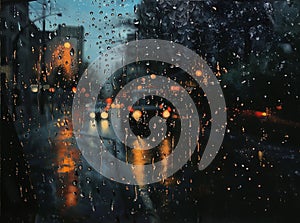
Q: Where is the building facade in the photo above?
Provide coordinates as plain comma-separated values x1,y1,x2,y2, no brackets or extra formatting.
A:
1,0,40,113
45,25,84,89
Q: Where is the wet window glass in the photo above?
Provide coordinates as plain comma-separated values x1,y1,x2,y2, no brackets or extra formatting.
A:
1,0,299,222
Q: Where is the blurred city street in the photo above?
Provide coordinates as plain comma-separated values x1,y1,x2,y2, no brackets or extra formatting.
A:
4,94,297,222
1,1,300,222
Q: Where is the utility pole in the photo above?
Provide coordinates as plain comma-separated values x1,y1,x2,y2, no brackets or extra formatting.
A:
38,0,47,114
42,0,46,81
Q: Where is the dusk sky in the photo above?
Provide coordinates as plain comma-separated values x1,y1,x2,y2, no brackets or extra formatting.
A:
29,0,140,62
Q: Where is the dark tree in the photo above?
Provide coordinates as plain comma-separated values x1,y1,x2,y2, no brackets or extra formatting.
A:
136,0,274,68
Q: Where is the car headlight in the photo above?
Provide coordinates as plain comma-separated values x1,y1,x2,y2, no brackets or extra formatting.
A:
132,110,142,121
100,111,109,119
89,112,96,119
162,109,171,119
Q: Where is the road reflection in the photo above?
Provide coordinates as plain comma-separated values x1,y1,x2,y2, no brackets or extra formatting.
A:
131,137,148,185
53,114,176,209
131,136,173,185
55,118,80,208
159,138,172,181
130,135,174,219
